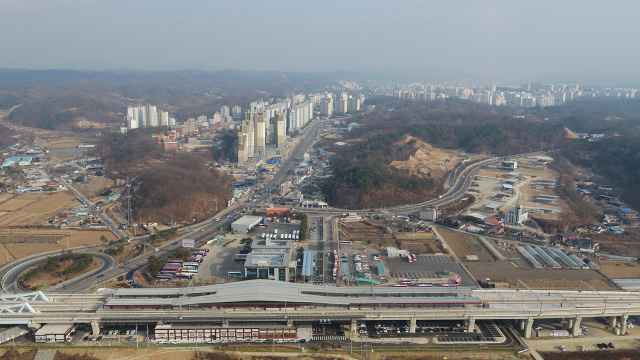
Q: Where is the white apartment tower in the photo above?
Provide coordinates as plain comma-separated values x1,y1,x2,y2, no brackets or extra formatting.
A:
220,106,230,119
232,106,242,119
146,104,158,127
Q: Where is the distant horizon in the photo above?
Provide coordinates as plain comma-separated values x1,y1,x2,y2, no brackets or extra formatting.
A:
1,1,639,84
2,67,640,87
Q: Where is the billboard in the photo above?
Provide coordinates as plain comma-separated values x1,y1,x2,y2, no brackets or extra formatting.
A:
182,239,196,248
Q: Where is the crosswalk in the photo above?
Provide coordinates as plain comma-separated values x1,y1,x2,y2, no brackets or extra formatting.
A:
312,335,347,341
313,283,339,287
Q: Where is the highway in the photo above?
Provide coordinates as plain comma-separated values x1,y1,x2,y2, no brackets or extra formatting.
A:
1,252,115,293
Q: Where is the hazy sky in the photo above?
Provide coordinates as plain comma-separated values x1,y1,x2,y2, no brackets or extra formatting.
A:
1,0,638,82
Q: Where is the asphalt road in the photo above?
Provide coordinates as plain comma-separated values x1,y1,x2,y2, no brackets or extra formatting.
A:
1,251,115,293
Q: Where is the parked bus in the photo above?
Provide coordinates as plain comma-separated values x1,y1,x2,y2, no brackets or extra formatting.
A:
412,254,417,262
181,269,198,274
400,279,412,284
176,274,192,280
183,265,198,270
392,284,408,287
228,271,242,278
407,254,413,263
339,241,352,245
332,268,337,277
416,283,433,287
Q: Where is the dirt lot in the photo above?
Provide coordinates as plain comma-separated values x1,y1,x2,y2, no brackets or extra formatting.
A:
2,348,332,360
438,227,493,261
389,136,482,186
465,261,615,289
598,260,640,279
20,257,101,290
538,350,640,360
339,219,395,247
75,176,119,199
397,239,444,254
0,229,116,263
0,192,80,226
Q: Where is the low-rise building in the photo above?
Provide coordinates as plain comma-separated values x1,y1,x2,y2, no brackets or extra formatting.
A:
34,324,76,343
231,215,263,233
386,247,410,258
419,206,437,221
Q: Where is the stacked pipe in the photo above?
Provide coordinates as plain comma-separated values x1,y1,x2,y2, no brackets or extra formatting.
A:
517,246,543,269
553,249,581,269
478,237,505,261
534,247,562,268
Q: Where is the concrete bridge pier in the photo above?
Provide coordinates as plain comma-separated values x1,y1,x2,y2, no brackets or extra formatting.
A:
571,316,582,336
567,318,574,330
466,318,475,332
91,321,101,335
518,319,525,332
610,316,617,328
524,317,533,338
351,319,358,334
222,319,229,327
27,322,40,332
409,318,416,333
287,319,293,327
621,314,629,335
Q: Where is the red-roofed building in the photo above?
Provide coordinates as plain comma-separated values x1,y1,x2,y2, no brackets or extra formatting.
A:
484,218,501,226
266,207,291,215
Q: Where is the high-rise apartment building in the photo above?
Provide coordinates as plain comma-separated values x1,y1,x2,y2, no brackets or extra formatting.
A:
232,106,242,119
146,105,158,127
320,98,333,117
220,106,230,119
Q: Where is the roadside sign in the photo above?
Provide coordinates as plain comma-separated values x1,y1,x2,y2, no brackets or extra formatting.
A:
182,239,196,248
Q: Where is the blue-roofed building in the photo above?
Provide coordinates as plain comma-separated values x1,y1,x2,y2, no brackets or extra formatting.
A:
317,148,326,153
619,208,638,219
18,157,32,166
1,156,20,169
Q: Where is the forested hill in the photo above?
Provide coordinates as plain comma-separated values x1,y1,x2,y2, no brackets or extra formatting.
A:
322,97,640,209
95,129,233,223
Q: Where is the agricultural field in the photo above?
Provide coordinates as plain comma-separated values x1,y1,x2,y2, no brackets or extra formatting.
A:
437,227,494,261
598,260,640,279
464,261,615,290
0,229,116,263
0,192,80,226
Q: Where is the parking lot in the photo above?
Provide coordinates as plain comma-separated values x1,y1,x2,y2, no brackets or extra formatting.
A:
357,319,503,342
338,245,384,284
385,255,477,286
194,236,245,281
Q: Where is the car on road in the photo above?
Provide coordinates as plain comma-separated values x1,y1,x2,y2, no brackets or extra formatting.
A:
559,345,566,351
97,274,104,278
83,336,88,342
608,342,615,349
596,343,604,349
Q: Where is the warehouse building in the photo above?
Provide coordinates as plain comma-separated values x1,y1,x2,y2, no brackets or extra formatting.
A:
231,215,263,233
